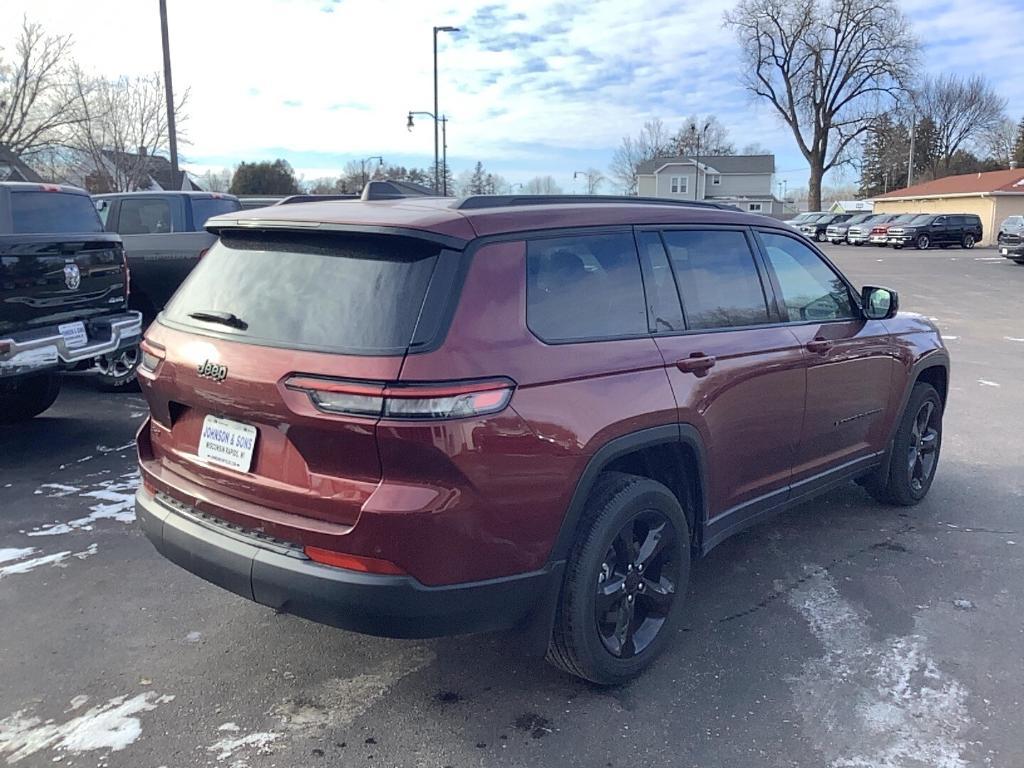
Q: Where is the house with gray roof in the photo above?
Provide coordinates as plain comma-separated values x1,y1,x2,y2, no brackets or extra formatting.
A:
636,154,782,216
0,144,44,183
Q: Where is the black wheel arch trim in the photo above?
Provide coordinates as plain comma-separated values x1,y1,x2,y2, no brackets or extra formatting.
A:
547,423,709,565
877,350,950,483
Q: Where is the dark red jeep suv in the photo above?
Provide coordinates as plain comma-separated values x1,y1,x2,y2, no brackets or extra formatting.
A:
135,193,948,684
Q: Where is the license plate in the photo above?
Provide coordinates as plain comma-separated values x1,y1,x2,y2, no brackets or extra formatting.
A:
1003,248,1009,256
198,415,257,472
58,321,88,349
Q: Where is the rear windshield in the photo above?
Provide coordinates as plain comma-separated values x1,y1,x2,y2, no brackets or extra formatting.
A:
11,191,103,234
162,231,442,354
191,197,241,229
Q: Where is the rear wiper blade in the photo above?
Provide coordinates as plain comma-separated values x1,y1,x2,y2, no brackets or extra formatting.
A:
187,310,248,330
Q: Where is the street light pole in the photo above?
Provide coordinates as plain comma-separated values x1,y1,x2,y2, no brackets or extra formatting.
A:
159,0,179,184
361,155,383,189
432,26,459,194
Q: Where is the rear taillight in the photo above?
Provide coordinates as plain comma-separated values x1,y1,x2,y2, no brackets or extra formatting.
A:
284,376,515,420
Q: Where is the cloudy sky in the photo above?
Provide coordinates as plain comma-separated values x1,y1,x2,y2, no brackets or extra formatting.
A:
3,0,1022,192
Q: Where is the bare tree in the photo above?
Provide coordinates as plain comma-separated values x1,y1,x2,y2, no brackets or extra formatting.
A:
609,118,672,194
66,69,189,191
741,141,770,154
524,175,563,194
577,168,604,194
984,117,1018,167
674,115,735,156
0,18,82,154
199,168,233,192
725,0,918,211
913,74,1008,172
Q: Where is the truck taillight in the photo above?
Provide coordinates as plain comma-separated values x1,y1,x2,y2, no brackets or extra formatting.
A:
284,376,515,420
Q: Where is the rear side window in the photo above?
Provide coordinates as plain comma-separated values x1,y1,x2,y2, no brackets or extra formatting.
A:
661,230,771,330
163,231,442,354
117,197,174,234
760,232,855,322
191,197,241,229
10,191,103,234
526,233,647,342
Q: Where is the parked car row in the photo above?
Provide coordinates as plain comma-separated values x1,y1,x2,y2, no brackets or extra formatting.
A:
788,211,983,249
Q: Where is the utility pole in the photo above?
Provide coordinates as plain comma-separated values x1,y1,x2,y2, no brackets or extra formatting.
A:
907,117,916,188
159,0,179,184
432,26,459,194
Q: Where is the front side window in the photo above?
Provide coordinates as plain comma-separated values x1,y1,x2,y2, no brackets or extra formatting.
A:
661,229,772,330
526,233,647,342
760,232,855,322
118,198,174,234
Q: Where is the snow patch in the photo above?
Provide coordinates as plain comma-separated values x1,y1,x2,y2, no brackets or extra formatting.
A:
217,722,240,732
787,569,969,768
941,335,958,340
0,548,36,566
0,691,170,763
33,484,80,498
1004,337,1024,343
977,379,1000,388
66,697,89,712
0,544,97,579
207,731,280,762
28,471,139,537
185,631,202,643
96,442,135,454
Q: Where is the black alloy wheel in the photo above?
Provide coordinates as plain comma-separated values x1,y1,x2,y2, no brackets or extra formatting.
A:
916,234,930,250
908,399,940,495
594,510,679,659
962,233,976,249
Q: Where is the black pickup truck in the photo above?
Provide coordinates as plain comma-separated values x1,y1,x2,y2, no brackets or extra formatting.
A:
0,183,142,421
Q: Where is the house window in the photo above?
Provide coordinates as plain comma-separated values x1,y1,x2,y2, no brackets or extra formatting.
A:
711,174,721,185
748,202,763,212
670,176,688,194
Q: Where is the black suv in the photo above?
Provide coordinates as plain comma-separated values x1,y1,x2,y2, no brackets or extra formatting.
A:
887,213,983,250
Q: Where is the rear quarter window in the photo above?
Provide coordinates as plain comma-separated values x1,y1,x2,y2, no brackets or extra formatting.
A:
10,191,103,234
526,232,648,342
191,197,241,229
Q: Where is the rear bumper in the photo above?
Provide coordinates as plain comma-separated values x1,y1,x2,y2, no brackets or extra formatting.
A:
136,486,562,638
0,311,142,378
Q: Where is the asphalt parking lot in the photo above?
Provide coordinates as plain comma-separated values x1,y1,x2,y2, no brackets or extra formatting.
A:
1,244,1022,768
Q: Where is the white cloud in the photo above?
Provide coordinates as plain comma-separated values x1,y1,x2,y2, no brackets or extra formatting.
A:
1,0,1020,189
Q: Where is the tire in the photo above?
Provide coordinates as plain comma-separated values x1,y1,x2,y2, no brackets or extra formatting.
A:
546,472,691,685
865,383,942,506
816,231,827,243
893,244,902,250
962,234,975,249
916,234,930,250
94,345,141,392
0,372,62,423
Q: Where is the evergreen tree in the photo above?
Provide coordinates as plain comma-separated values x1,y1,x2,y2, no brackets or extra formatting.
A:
468,162,488,195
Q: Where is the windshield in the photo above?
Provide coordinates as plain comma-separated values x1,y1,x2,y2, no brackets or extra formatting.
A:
162,230,443,355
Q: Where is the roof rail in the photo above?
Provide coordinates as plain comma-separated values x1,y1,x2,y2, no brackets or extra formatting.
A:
454,195,741,212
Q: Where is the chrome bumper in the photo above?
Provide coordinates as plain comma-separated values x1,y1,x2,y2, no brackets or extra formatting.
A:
0,311,142,377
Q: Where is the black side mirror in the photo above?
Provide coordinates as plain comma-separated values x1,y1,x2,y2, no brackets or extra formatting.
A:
862,286,899,320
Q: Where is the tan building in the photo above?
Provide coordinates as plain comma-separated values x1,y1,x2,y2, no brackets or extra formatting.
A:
873,169,1024,245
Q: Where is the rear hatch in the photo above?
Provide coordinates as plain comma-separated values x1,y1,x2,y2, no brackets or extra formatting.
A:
141,228,461,529
0,186,126,336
